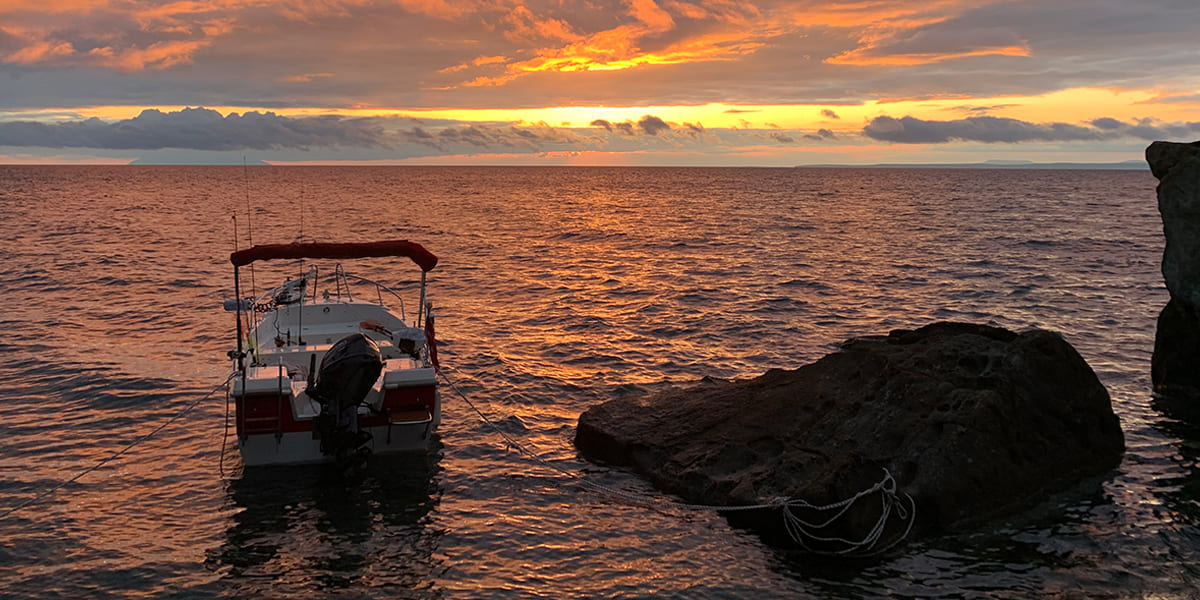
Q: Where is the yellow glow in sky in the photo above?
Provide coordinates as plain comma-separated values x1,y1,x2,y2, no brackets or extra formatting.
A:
25,87,1194,132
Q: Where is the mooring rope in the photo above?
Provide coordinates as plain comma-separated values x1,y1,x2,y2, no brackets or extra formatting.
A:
0,372,237,521
438,367,916,556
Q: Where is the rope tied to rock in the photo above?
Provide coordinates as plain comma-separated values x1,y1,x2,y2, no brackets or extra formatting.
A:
439,367,916,557
769,469,915,555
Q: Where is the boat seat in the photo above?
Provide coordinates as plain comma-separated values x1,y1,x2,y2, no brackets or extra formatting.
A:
382,359,435,388
233,374,293,396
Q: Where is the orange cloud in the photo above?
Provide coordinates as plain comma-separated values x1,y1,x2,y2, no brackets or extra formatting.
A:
395,0,475,20
0,0,237,70
279,72,335,83
451,1,1002,91
627,0,675,31
500,4,582,44
88,39,207,71
788,1,1024,66
5,39,75,64
782,0,976,29
458,0,773,87
829,44,1030,66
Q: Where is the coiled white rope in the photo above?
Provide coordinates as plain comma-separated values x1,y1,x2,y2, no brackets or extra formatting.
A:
438,367,916,556
0,372,237,521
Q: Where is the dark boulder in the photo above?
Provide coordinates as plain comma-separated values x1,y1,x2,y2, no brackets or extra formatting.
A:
1153,298,1200,400
575,322,1125,552
1147,141,1200,399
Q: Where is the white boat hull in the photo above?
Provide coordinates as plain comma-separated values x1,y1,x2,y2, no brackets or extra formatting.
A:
231,299,441,467
238,412,440,466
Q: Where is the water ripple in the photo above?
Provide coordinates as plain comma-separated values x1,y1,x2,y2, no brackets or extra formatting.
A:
1,165,1190,599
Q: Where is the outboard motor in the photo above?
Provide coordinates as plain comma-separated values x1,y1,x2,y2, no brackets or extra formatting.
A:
308,333,384,464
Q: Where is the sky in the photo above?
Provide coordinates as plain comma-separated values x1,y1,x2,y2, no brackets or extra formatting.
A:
1,0,1198,166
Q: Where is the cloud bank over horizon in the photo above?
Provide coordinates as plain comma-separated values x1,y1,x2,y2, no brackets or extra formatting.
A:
0,107,1191,165
863,115,1200,145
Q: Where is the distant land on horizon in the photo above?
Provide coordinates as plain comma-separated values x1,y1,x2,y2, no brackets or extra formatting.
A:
796,159,1148,170
128,157,270,166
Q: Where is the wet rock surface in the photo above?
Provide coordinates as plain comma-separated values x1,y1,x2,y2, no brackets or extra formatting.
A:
1147,141,1200,399
576,322,1125,550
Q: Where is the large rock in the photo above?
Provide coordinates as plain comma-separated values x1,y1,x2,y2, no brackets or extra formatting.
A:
1147,141,1200,398
1153,299,1200,399
575,322,1124,552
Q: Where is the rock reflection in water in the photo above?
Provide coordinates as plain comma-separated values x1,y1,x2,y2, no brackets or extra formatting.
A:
207,446,444,598
1152,397,1200,530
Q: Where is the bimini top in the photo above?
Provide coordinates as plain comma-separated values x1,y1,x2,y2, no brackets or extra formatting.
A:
230,240,438,272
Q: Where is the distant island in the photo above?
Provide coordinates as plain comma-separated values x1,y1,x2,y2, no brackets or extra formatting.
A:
125,148,270,165
796,160,1147,170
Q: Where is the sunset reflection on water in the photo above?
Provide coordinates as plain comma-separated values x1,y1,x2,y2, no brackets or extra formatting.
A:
2,165,1195,598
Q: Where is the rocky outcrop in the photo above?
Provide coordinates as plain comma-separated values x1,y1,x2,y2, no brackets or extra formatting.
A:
1147,141,1200,399
575,322,1124,551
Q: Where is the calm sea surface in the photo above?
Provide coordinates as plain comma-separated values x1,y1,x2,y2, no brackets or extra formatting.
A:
1,165,1196,598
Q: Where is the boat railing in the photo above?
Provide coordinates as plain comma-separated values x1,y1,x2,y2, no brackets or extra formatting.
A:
339,272,408,322
243,264,414,335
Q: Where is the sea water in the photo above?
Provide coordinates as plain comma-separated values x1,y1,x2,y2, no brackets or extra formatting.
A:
1,165,1196,598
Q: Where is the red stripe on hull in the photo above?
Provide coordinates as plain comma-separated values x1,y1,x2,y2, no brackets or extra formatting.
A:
235,393,311,435
360,385,437,428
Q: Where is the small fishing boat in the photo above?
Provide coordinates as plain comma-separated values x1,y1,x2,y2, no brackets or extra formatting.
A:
225,240,441,467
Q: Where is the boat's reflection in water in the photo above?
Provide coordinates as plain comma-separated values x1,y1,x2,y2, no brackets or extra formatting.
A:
208,442,444,597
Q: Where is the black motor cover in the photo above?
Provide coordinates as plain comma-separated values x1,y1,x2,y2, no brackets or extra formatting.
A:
310,332,384,412
309,333,383,460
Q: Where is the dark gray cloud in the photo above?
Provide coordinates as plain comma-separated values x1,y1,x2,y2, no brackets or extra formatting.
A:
0,107,389,150
951,104,1023,115
821,109,839,119
638,115,670,135
863,116,1097,143
863,115,1200,144
401,121,585,152
1091,117,1124,131
0,106,602,153
589,115,669,136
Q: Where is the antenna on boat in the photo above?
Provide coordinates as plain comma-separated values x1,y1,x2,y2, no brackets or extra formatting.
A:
242,156,256,293
298,183,305,244
231,214,246,374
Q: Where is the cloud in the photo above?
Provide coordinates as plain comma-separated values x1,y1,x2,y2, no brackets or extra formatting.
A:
3,104,1197,165
1090,117,1124,131
279,72,334,83
402,121,586,152
0,107,393,150
829,23,1030,66
950,104,1023,115
862,115,1200,144
681,121,705,139
1142,92,1200,105
821,109,839,119
589,115,670,136
638,115,670,135
0,106,596,154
